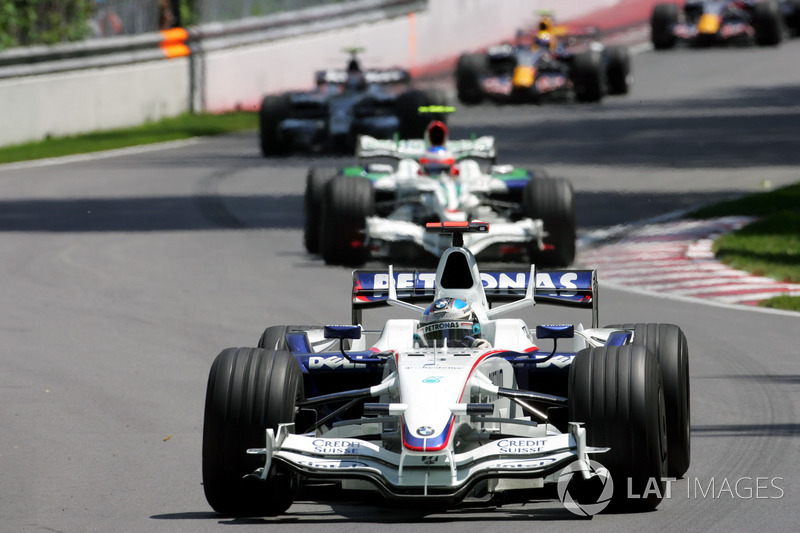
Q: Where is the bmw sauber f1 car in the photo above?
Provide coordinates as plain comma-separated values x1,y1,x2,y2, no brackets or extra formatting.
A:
202,222,691,516
455,15,632,105
651,0,786,49
303,120,576,268
259,49,447,156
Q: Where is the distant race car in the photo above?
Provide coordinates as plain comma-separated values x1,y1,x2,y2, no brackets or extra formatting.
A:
259,49,447,155
650,0,789,49
303,119,576,267
455,15,632,105
201,222,691,517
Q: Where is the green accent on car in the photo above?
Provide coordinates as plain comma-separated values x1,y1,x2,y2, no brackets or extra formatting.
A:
341,166,390,181
492,168,530,180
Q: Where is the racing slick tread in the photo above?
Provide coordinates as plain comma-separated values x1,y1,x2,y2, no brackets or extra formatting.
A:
523,176,576,267
202,347,302,516
259,94,291,156
651,3,678,50
569,345,668,511
320,176,375,266
455,53,489,105
304,167,337,254
607,323,691,478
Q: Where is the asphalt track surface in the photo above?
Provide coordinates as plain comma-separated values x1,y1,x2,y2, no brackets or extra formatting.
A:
2,40,800,532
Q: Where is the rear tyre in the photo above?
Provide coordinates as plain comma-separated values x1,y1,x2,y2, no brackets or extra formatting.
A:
605,46,632,95
202,348,302,516
523,176,576,267
259,94,291,156
753,0,783,46
569,345,668,511
257,325,318,351
651,3,678,50
605,323,691,478
320,176,375,265
304,167,337,254
571,50,605,103
455,53,489,105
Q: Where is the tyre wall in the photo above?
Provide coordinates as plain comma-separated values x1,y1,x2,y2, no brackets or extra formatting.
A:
0,0,630,147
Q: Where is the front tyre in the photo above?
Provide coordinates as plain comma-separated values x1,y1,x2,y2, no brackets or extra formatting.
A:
651,3,678,50
523,176,576,267
202,348,302,516
571,50,605,103
569,345,668,511
259,94,291,156
605,323,691,478
605,45,632,95
320,176,375,265
455,53,489,105
304,167,337,254
753,0,783,46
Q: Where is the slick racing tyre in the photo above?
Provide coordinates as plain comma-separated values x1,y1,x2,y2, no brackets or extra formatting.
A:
523,176,576,267
259,93,291,156
571,50,605,103
651,3,678,50
569,345,668,511
605,46,632,95
605,323,691,478
455,53,489,105
202,348,302,516
304,167,337,254
320,176,375,265
753,0,783,46
396,89,449,139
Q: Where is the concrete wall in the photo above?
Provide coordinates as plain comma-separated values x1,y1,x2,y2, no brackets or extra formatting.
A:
0,0,614,147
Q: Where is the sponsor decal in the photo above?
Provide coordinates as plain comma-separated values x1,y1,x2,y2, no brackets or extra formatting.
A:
416,426,435,437
308,356,366,370
311,439,361,454
535,74,567,93
495,438,547,454
297,459,368,469
481,77,513,95
496,458,555,469
422,376,444,383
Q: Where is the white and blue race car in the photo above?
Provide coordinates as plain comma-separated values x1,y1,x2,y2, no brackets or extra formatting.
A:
202,222,690,516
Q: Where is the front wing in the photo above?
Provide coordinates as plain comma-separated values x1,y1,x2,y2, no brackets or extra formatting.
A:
248,423,605,502
365,217,544,258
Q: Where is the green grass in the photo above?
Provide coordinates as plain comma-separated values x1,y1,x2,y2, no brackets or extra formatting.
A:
689,183,800,311
0,111,258,165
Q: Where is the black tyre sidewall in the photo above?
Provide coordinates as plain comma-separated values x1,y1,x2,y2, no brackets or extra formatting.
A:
259,94,291,156
523,176,576,267
569,345,668,511
304,167,337,254
320,176,375,265
651,4,678,49
571,51,605,103
455,53,488,105
202,347,302,516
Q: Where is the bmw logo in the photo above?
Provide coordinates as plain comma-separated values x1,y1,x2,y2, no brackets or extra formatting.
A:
434,299,447,309
416,426,435,437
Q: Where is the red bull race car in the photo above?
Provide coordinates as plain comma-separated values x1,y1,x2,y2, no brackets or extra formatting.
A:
455,15,632,105
650,0,789,49
201,222,691,516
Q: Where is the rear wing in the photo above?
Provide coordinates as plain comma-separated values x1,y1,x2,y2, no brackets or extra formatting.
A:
351,268,598,327
356,135,497,162
315,68,411,85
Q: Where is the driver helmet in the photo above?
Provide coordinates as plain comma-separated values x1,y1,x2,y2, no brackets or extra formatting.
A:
535,30,554,51
421,121,457,176
345,56,367,91
416,298,481,347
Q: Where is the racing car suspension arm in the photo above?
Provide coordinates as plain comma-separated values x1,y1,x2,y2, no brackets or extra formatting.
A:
497,388,568,407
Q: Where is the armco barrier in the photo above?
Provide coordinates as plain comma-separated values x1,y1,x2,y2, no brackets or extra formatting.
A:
0,0,625,148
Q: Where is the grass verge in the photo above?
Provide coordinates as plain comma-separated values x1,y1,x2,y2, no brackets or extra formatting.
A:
0,111,258,165
689,182,800,311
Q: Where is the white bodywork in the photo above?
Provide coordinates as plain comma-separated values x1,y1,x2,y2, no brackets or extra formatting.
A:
247,240,616,500
357,135,545,258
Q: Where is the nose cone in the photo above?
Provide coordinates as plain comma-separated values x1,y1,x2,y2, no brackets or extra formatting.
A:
697,13,721,35
513,66,536,88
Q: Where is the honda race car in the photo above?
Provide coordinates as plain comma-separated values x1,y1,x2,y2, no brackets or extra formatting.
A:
650,0,788,49
259,49,447,156
202,222,691,516
455,15,632,105
303,120,576,268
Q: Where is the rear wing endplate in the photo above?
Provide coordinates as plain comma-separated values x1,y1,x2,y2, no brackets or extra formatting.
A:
351,268,598,327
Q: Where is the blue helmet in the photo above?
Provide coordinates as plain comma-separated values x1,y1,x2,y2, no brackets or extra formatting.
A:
417,298,481,347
